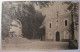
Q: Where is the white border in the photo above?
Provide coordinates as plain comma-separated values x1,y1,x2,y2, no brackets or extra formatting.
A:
0,0,80,52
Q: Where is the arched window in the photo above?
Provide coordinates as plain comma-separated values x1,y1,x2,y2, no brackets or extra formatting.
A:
65,20,68,26
64,30,69,39
50,23,51,28
48,22,52,28
48,32,52,39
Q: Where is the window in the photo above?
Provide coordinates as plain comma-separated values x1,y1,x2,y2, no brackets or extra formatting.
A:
50,23,51,28
48,22,52,28
48,32,52,39
64,30,69,39
65,20,67,26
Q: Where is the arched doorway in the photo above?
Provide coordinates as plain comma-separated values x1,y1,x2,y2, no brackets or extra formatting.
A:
56,31,60,41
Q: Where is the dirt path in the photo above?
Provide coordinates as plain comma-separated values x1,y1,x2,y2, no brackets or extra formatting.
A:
2,39,69,50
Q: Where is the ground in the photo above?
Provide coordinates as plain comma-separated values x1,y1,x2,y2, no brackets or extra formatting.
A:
2,38,69,51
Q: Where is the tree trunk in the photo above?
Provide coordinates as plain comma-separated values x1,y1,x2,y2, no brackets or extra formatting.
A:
71,11,74,40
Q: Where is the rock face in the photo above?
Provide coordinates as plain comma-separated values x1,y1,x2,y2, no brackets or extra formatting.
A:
9,19,22,37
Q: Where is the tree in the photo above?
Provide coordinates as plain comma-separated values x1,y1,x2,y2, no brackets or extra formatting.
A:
31,1,55,8
2,1,46,39
63,1,79,40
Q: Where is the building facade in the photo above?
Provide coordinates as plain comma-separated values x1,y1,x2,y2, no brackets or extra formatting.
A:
45,13,72,41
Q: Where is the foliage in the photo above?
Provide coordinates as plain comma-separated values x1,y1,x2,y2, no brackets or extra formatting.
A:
63,1,79,27
2,1,46,39
63,1,79,40
31,1,55,8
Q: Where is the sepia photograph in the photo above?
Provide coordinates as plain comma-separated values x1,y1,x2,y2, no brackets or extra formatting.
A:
1,1,79,50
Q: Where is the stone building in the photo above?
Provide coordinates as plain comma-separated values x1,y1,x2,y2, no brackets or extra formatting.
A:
39,2,73,41
45,13,72,41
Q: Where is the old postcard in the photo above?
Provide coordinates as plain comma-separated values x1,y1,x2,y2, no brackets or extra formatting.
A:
2,1,79,50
